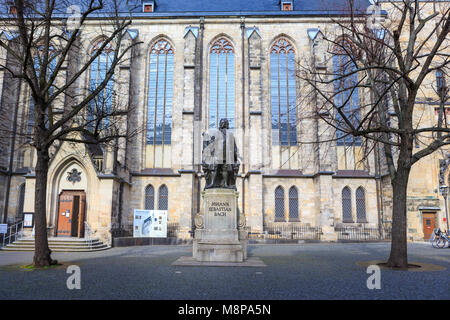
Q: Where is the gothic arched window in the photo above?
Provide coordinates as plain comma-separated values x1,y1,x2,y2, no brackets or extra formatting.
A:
147,39,174,146
288,186,299,221
145,184,155,210
27,46,56,142
209,37,235,129
275,186,285,222
158,184,168,210
342,186,353,223
88,40,115,131
270,38,297,146
333,39,361,146
356,186,367,223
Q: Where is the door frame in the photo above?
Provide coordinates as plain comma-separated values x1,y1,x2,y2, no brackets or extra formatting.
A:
421,211,437,240
56,190,87,238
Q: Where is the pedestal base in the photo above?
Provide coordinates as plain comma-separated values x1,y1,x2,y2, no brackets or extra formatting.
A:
193,188,248,263
172,256,266,267
195,241,245,262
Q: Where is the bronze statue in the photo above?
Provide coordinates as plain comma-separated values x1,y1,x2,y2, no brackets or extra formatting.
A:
202,119,240,190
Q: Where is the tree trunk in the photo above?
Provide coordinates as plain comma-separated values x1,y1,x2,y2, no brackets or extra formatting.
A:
386,165,411,268
33,147,55,267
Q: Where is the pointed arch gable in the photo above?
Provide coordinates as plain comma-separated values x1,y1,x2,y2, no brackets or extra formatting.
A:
47,148,97,231
49,155,91,194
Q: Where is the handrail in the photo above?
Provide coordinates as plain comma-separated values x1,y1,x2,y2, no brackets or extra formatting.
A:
1,221,24,248
84,221,94,250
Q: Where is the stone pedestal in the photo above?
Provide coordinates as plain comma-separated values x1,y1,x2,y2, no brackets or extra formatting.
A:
193,188,248,262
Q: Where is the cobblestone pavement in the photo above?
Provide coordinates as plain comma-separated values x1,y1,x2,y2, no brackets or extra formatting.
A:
0,242,448,300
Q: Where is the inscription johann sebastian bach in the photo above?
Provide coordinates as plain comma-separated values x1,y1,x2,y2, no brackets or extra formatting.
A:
209,201,232,216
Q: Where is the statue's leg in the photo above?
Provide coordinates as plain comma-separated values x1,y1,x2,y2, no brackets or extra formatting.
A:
231,171,237,189
205,172,212,189
231,167,238,190
208,171,216,188
213,164,222,187
222,168,228,188
206,167,216,189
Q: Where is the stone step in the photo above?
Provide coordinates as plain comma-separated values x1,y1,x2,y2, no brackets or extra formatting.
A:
6,243,106,250
1,237,110,252
13,240,102,246
1,245,110,252
19,238,100,243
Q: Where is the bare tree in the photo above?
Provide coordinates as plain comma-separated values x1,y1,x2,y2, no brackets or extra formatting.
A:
300,0,449,268
0,0,141,266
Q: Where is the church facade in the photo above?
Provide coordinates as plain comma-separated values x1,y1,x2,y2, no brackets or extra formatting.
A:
0,0,448,246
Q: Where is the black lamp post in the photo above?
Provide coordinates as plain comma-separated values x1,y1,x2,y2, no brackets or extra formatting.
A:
439,184,449,232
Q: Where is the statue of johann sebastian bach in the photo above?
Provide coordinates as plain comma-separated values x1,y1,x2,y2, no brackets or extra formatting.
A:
202,119,240,190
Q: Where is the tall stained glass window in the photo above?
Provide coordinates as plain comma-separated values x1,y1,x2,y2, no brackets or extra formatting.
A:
289,186,299,221
342,186,353,223
275,186,285,222
147,39,174,145
27,47,56,141
356,187,367,223
209,38,235,129
145,185,155,210
333,40,361,146
158,185,168,210
88,40,115,131
270,38,297,146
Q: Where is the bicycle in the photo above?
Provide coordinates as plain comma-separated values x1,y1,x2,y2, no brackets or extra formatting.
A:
431,228,450,248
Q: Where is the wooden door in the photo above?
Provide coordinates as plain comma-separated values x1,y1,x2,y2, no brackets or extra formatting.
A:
422,212,436,240
57,193,73,236
71,195,80,237
57,191,86,238
78,194,86,238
